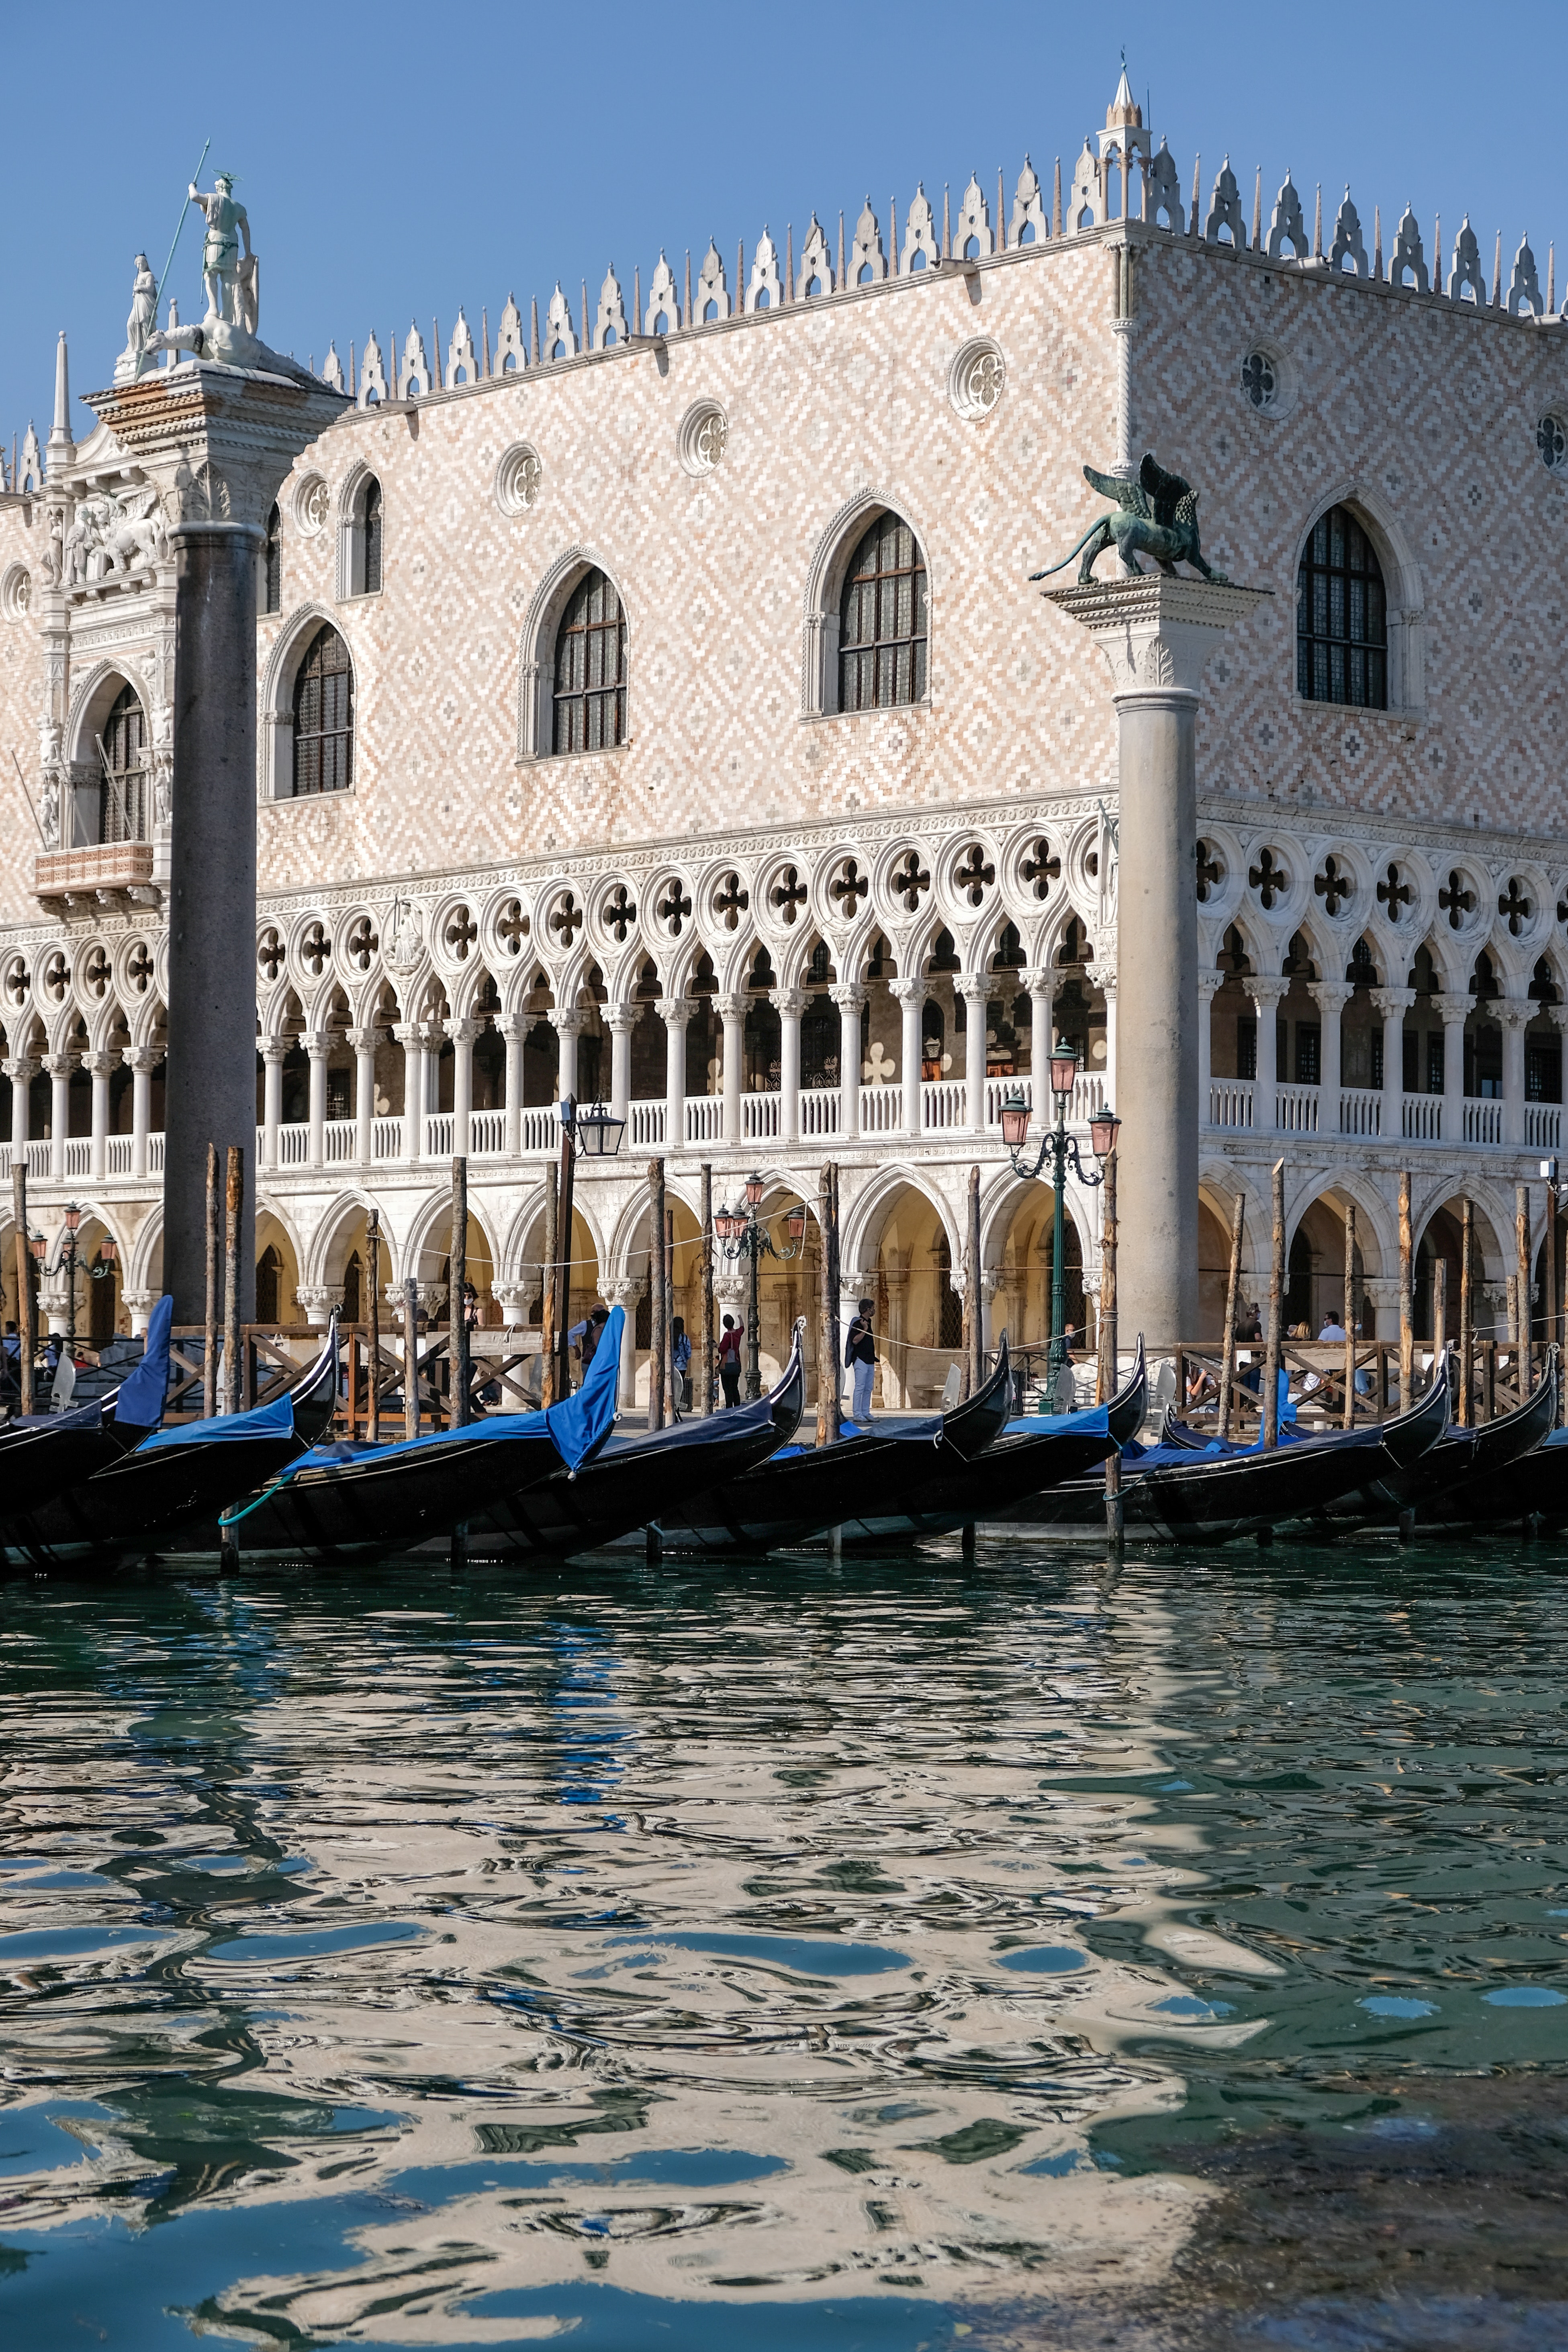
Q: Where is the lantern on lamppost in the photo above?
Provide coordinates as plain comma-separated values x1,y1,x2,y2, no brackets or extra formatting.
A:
713,1176,808,1400
1000,1041,1122,1374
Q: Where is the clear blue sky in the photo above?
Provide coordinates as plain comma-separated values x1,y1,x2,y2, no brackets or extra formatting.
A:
0,1,1555,446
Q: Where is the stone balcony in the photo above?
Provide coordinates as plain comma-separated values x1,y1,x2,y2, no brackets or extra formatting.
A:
1206,1079,1560,1153
33,841,157,909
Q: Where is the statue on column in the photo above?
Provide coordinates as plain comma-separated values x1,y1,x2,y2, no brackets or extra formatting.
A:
190,175,253,328
114,254,160,382
1032,454,1228,585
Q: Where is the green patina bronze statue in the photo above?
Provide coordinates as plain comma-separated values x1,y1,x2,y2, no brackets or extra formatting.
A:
1032,453,1228,586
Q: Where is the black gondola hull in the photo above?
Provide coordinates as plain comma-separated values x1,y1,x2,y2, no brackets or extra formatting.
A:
468,1335,808,1561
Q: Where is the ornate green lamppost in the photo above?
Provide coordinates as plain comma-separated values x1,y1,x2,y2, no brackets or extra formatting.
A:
1000,1041,1120,1375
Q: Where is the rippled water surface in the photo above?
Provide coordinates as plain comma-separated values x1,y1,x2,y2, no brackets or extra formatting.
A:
4,1538,1568,2349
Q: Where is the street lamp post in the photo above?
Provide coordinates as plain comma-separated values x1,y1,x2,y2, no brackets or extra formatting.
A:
1000,1043,1121,1377
31,1205,118,1355
552,1092,626,1398
713,1175,807,1401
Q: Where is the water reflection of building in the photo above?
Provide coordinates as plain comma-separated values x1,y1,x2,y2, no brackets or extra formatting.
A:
2,1574,1240,2326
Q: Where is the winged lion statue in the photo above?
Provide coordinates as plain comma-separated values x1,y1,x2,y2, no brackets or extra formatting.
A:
1031,454,1228,586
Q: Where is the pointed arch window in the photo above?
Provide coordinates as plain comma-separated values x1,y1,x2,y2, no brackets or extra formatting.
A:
292,625,354,796
838,513,927,710
552,568,626,753
1297,505,1386,708
262,502,282,614
101,682,149,844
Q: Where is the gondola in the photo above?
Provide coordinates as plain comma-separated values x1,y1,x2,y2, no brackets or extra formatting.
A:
648,1339,1016,1555
0,1321,341,1573
216,1307,625,1562
993,1349,1453,1545
1425,1419,1568,1534
866,1340,1149,1545
465,1322,808,1562
0,1296,174,1519
1312,1346,1559,1531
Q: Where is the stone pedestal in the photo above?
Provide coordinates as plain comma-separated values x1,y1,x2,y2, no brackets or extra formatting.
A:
1042,575,1270,1347
86,360,347,1319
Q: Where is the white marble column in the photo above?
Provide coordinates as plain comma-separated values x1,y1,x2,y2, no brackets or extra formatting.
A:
1247,976,1288,1130
556,1009,583,1108
5,1056,37,1156
718,993,746,1145
1371,986,1416,1145
1499,997,1531,1147
831,984,866,1140
396,1023,425,1164
889,978,923,1136
304,1030,331,1170
1432,993,1469,1141
121,1289,154,1338
348,1027,378,1162
658,997,692,1149
606,1005,636,1124
495,1013,532,1156
86,1051,117,1181
1024,970,1055,1123
772,989,803,1144
44,1052,72,1180
126,1048,154,1182
1098,960,1118,1106
959,975,988,1132
604,1275,642,1407
1040,576,1269,1347
447,1017,476,1154
1196,971,1222,1121
260,1038,285,1171
1308,980,1352,1132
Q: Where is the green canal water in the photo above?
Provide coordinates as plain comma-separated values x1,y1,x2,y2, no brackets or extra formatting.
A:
2,1537,1568,2350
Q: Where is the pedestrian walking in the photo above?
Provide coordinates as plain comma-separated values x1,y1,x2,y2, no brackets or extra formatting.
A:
845,1297,875,1427
672,1315,692,1410
717,1314,744,1408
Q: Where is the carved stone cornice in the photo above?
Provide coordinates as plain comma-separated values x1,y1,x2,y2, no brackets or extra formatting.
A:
1041,575,1273,700
84,363,349,534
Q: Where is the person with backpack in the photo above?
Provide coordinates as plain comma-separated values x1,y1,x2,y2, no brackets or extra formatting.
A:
845,1297,875,1426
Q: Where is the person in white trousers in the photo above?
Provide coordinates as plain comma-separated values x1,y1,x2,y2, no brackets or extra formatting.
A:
846,1297,876,1427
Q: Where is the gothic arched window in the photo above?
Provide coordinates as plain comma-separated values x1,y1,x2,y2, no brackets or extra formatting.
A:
262,502,281,614
361,479,383,595
292,625,354,796
552,569,627,754
101,681,148,844
1297,505,1386,708
838,513,927,711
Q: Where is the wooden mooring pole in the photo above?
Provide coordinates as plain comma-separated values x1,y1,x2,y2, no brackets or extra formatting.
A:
1459,1196,1474,1428
203,1142,221,1419
1342,1202,1357,1429
1262,1159,1284,1449
12,1161,33,1418
366,1209,381,1441
1217,1189,1244,1442
1398,1169,1413,1408
1102,1147,1122,1542
223,1146,242,1415
647,1158,666,1431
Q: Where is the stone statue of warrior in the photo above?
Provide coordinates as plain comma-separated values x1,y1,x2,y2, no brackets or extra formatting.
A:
189,173,252,326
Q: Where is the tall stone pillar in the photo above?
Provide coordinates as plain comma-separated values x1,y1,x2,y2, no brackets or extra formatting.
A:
1309,980,1352,1132
1499,999,1531,1148
1043,576,1269,1347
1432,993,1468,1142
771,990,803,1143
889,979,923,1136
87,360,347,1319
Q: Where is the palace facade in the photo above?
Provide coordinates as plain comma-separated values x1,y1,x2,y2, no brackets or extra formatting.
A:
0,73,1564,1397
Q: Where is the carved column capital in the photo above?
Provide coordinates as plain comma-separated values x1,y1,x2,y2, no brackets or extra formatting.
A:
301,1029,335,1059
1308,980,1354,1015
444,1018,479,1047
769,989,807,1019
1429,993,1472,1024
1368,987,1417,1019
829,983,867,1014
886,977,924,1007
1496,996,1534,1032
655,996,695,1028
604,1004,638,1036
716,992,748,1023
346,1026,380,1054
1246,975,1290,1011
1197,970,1225,1003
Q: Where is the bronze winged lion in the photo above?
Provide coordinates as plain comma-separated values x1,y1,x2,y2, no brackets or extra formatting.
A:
1031,454,1228,586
